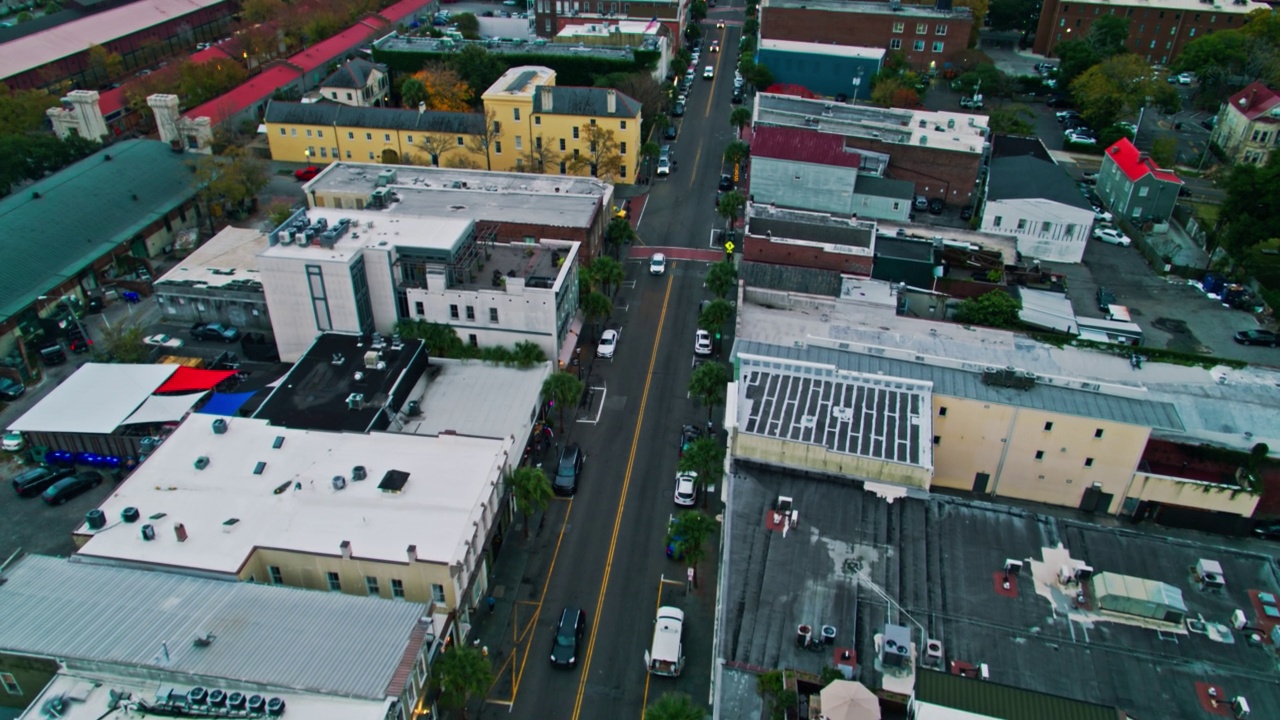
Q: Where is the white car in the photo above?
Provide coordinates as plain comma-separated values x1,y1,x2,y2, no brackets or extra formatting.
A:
703,65,714,79
1178,72,1193,85
596,329,618,359
716,19,725,29
650,253,667,275
2,430,23,452
1093,207,1113,222
674,471,698,506
1066,132,1097,146
656,157,671,176
1093,227,1132,247
695,329,713,356
144,333,185,349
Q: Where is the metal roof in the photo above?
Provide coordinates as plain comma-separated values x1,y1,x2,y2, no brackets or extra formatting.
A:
0,555,429,699
0,140,202,323
913,670,1121,720
531,86,641,118
264,101,485,135
320,59,385,90
734,340,1184,430
9,363,179,434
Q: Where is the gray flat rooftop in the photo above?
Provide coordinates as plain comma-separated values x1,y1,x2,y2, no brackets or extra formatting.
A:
374,33,648,59
720,464,1280,720
157,227,266,291
754,93,989,155
400,358,551,441
763,0,973,18
457,242,561,290
747,204,877,250
309,163,610,230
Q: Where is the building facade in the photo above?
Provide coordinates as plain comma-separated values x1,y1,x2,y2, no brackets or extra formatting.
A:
981,155,1096,264
1033,0,1271,65
759,0,972,73
154,227,272,331
1097,138,1183,224
1211,82,1280,167
743,204,877,276
532,0,688,47
316,58,391,107
265,101,487,166
754,39,883,100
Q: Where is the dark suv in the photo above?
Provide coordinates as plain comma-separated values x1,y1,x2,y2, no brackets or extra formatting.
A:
553,443,583,496
13,465,76,498
549,606,586,668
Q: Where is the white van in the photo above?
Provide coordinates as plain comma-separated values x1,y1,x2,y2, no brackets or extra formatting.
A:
644,606,685,676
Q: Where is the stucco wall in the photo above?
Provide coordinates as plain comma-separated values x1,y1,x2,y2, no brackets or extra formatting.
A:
733,432,931,489
1124,472,1260,517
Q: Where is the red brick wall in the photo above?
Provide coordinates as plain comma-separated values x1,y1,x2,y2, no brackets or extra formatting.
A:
743,235,873,275
491,208,604,260
761,7,972,72
1034,0,1254,64
844,137,981,205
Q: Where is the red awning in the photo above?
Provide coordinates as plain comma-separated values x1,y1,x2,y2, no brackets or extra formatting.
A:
155,367,238,394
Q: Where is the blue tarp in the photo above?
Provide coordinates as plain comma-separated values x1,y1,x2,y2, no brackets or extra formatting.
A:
195,391,256,417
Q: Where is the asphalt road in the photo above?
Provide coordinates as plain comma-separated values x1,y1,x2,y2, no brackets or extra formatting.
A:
493,16,744,720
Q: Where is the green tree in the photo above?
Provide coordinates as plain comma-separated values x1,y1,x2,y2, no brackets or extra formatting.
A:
1088,15,1131,57
541,371,584,431
581,290,613,340
705,260,737,299
510,340,546,368
953,289,1021,328
566,124,624,182
666,510,718,587
723,140,749,169
870,76,920,108
451,12,481,39
987,105,1035,135
432,644,492,720
689,361,730,424
400,77,427,108
987,0,1038,31
716,190,745,235
589,255,625,296
744,62,773,91
1221,151,1280,254
645,692,704,720
678,435,723,508
1070,54,1173,131
1150,133,1178,168
0,83,60,135
1054,40,1101,88
451,45,508,106
0,133,100,197
605,215,636,255
729,107,752,136
508,465,552,539
688,0,707,22
189,148,268,234
698,298,733,339
100,322,149,363
465,109,499,170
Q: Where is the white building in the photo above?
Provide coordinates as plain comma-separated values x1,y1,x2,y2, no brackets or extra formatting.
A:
314,58,390,107
260,201,580,362
980,155,1096,264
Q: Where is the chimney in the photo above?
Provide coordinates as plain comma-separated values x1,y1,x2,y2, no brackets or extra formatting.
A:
540,85,553,112
606,88,617,114
340,540,352,559
174,523,188,542
418,101,426,115
407,544,418,563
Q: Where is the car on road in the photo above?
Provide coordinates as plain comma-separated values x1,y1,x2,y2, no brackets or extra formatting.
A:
2,431,24,452
678,424,702,458
663,125,677,140
1233,329,1280,347
1255,521,1280,540
550,606,586,668
710,40,720,52
12,465,75,498
731,88,744,104
1093,227,1132,246
1092,207,1113,222
144,333,184,349
42,470,104,505
718,174,734,191
959,96,983,110
1055,110,1080,123
1066,132,1097,146
703,65,714,79
673,471,698,506
716,19,725,28
191,322,241,343
656,157,672,176
596,329,618,358
294,165,321,182
695,329,713,356
671,101,684,117
650,253,667,275
0,377,24,401
553,443,583,496
1097,286,1116,312
1178,72,1193,85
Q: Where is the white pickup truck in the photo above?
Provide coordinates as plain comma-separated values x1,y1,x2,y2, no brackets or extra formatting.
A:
644,606,685,677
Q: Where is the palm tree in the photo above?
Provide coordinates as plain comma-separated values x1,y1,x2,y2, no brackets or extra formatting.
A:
541,371,584,432
605,215,636,257
698,298,734,338
510,340,546,368
645,692,704,720
723,140,750,171
688,361,730,425
678,436,724,508
508,465,552,539
590,256,625,297
729,107,752,138
432,643,493,720
666,511,718,589
716,190,746,236
705,260,737,299
581,290,612,341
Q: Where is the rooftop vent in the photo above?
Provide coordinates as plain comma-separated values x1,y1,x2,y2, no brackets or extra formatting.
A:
333,475,347,490
221,518,240,533
253,461,266,475
379,469,410,493
194,456,210,470
352,465,368,481
141,524,156,541
212,418,228,434
272,436,285,449
981,365,1036,390
122,507,141,523
347,393,365,410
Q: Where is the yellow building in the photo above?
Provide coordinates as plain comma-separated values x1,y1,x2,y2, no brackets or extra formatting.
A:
264,65,644,184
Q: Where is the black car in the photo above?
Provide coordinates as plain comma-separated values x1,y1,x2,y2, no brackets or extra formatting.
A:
671,101,685,117
1178,186,1193,197
1097,287,1116,312
37,341,66,366
1234,329,1280,347
191,322,241,343
678,424,703,458
0,377,24,401
549,606,586,667
959,206,973,221
553,443,583,496
12,465,76,498
731,89,744,104
718,174,735,191
928,198,944,214
42,471,104,505
663,125,677,140
1254,521,1280,540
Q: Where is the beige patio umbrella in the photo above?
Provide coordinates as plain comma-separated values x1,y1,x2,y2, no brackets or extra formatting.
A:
819,680,881,720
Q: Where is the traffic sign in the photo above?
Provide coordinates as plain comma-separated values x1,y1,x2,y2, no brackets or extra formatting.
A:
724,241,735,253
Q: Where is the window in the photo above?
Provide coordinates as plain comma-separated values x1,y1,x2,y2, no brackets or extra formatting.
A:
469,334,478,347
306,265,332,331
993,216,1002,228
0,673,21,696
365,576,380,595
560,138,566,151
893,21,904,32
1094,428,1104,438
933,41,944,52
939,407,947,416
620,142,627,155
466,306,476,321
327,571,341,591
368,152,375,160
916,22,926,33
890,38,902,50
346,151,352,159
620,120,627,130
1065,223,1077,238
492,120,501,134
619,165,627,177
913,40,925,51
933,435,941,445
515,136,523,150
366,133,372,140
1041,221,1053,233
457,136,465,146
1084,458,1095,467
305,129,312,137
513,107,521,121
1138,186,1149,197
279,128,286,135
936,24,947,35
1044,421,1054,431
431,583,446,603
535,116,542,125
391,578,405,598
559,161,567,173
1189,27,1196,37
348,131,354,139
414,301,425,316
572,126,580,139
1016,218,1028,230
450,304,459,319
489,307,499,323
495,141,502,154
268,565,283,584
290,128,297,137
406,135,413,144
1034,450,1045,460
589,118,596,126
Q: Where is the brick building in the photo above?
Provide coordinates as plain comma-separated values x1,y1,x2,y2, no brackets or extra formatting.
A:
744,204,877,276
1033,0,1270,66
532,0,689,47
760,0,973,74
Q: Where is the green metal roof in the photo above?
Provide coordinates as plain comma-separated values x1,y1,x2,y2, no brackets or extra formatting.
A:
0,139,202,323
914,670,1122,720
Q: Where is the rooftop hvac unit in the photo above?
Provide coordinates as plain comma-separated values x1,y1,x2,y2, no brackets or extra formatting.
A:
247,696,266,713
228,693,246,711
141,524,156,541
1232,696,1250,719
352,465,368,481
266,697,286,716
925,638,944,661
85,509,106,530
194,456,210,470
122,506,141,523
207,690,226,708
377,168,398,186
332,475,347,490
187,687,207,705
212,418,228,434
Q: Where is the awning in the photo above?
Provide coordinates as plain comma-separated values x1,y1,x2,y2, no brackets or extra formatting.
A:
196,391,257,417
8,363,178,434
121,392,207,426
154,367,238,394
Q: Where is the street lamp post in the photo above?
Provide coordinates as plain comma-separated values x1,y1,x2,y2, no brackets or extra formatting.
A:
851,67,864,107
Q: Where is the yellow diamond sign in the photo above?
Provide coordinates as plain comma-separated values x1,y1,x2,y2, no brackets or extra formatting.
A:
724,241,735,253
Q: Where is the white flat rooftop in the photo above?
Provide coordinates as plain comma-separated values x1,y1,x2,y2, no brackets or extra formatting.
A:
401,359,551,441
9,363,178,434
754,93,990,154
760,38,886,60
157,227,267,289
75,416,510,572
1056,0,1266,12
261,211,473,263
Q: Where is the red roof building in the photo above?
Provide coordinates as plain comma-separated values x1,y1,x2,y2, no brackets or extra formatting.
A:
1212,82,1280,166
751,126,861,169
1098,138,1183,224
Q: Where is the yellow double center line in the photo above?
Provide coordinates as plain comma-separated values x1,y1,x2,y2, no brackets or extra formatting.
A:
570,272,675,720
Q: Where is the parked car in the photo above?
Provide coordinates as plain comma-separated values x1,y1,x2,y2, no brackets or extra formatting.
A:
36,341,66,366
657,157,672,176
1066,132,1097,146
959,206,973,221
1254,521,1280,540
673,471,698,506
550,606,586,667
596,329,618,359
678,424,702,458
1055,110,1081,123
928,198,944,215
191,322,241,343
650,253,667,276
731,88,744,104
41,470,104,505
1233,329,1280,347
12,465,75,498
553,443,583,496
0,377,24,401
671,101,685,117
144,333,185,349
1093,227,1132,246
294,166,321,182
959,96,983,110
2,430,24,452
1178,72,1193,85
718,174,734,191
1097,287,1116,312
663,125,677,141
694,329,713,356
1092,207,1113,222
